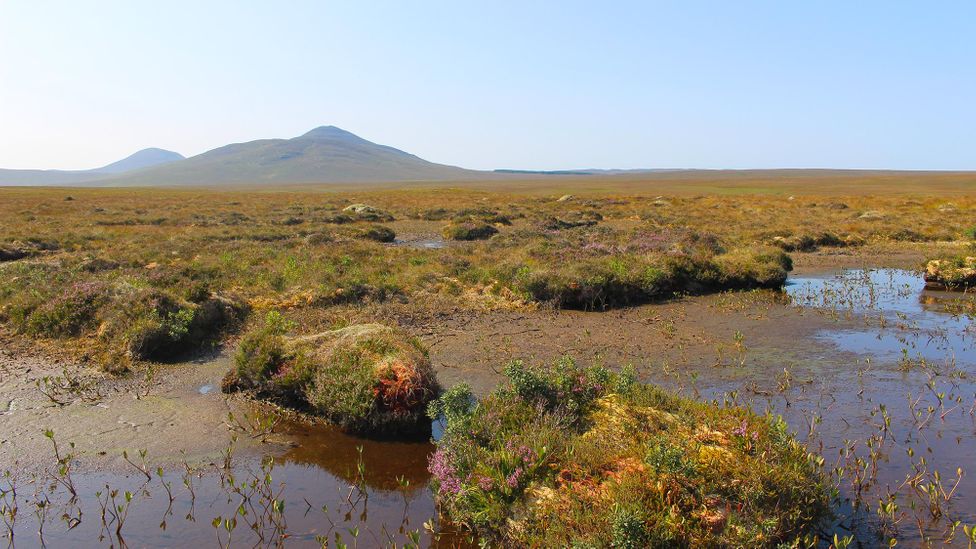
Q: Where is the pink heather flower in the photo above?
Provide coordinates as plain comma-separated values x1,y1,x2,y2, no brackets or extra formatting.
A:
506,467,523,489
429,449,462,496
732,420,749,438
477,476,494,491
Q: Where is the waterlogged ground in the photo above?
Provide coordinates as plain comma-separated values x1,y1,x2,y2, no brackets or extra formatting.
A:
2,266,976,547
781,269,976,546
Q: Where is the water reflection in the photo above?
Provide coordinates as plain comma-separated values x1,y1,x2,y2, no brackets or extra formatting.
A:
278,418,434,495
787,269,976,363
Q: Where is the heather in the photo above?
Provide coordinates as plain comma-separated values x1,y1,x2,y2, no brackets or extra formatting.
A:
427,358,830,547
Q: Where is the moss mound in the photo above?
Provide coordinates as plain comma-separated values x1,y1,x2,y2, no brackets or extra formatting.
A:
227,315,439,435
359,225,396,243
428,359,829,547
925,256,976,290
769,232,860,252
7,279,246,371
443,222,499,241
509,246,791,310
342,203,395,222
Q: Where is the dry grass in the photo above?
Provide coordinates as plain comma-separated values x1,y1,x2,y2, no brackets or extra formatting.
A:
1,177,973,369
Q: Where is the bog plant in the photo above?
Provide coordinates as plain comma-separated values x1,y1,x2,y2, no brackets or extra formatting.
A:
427,357,830,547
227,316,439,435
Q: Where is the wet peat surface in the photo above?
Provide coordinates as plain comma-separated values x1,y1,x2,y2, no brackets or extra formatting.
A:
2,268,975,547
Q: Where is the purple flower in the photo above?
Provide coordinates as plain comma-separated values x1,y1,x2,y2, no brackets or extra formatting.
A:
506,467,523,489
429,449,462,496
477,475,494,491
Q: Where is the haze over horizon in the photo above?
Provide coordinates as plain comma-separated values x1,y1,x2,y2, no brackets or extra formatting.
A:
1,1,974,172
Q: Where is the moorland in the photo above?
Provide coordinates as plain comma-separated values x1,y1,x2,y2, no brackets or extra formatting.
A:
2,171,976,547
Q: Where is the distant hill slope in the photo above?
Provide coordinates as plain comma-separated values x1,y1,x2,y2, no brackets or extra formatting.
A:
0,147,184,186
95,148,185,174
101,126,485,186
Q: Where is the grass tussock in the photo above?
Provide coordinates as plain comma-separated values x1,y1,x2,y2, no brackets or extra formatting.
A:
4,273,245,372
442,221,499,241
428,358,830,547
226,312,439,435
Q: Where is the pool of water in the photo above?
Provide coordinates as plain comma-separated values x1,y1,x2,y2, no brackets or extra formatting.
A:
786,269,976,364
392,237,448,249
779,269,976,546
2,411,466,548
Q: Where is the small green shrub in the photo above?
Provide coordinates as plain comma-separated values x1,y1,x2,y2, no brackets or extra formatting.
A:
232,310,291,391
610,507,650,549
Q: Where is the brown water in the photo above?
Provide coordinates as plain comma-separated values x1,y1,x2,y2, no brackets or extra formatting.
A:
4,268,975,547
770,270,974,546
1,414,469,548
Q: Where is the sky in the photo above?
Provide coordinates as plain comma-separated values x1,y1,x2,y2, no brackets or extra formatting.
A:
0,1,973,171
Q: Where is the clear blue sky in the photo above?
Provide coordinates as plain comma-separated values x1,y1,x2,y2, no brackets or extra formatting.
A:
1,1,973,171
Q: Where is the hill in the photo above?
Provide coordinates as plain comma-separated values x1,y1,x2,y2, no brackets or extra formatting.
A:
100,126,484,186
95,148,185,174
0,147,184,186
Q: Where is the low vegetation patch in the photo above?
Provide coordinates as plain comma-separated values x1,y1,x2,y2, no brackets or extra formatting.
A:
225,313,439,435
442,221,499,241
769,231,862,252
477,228,793,309
925,256,976,290
539,211,603,231
359,224,396,243
4,273,245,372
342,203,394,222
2,188,972,367
427,358,830,547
